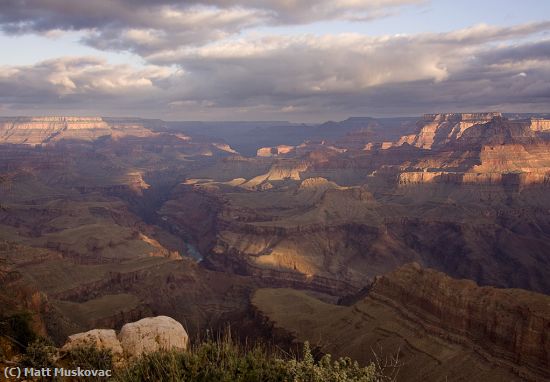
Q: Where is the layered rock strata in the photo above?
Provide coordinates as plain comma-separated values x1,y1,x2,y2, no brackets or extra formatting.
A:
252,263,550,381
397,113,502,149
0,116,154,145
369,263,550,379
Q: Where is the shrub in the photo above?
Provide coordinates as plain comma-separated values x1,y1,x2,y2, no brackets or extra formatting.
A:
65,345,113,382
115,337,391,382
5,325,395,382
21,337,57,369
115,335,290,382
66,344,113,370
285,341,380,382
0,312,37,350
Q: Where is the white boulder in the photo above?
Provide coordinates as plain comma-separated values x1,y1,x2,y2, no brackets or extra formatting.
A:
118,316,188,358
62,329,123,358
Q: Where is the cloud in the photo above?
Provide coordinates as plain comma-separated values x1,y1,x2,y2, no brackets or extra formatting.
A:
80,6,269,56
0,21,549,120
425,21,550,44
0,0,422,54
211,0,424,24
144,32,450,115
144,24,550,113
0,1,423,30
0,57,178,112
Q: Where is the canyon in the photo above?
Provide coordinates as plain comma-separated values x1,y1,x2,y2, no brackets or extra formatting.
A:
252,263,550,381
1,113,549,380
192,113,550,294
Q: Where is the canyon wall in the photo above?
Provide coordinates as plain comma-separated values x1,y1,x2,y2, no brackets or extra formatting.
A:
370,263,550,379
529,118,550,132
252,263,550,381
398,112,502,149
0,116,154,145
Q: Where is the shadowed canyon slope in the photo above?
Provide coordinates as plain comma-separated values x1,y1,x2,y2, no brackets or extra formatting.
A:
1,113,549,380
252,263,550,382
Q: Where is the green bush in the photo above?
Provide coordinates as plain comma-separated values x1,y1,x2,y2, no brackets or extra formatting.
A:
21,337,57,369
115,338,390,382
115,336,289,382
65,345,113,382
4,323,395,382
66,344,113,370
285,341,379,382
0,312,37,350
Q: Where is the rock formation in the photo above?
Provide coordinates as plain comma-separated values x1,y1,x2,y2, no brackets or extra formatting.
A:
369,263,550,378
0,116,155,145
257,145,295,157
118,316,189,359
252,263,550,381
62,329,123,361
529,117,550,132
396,112,503,149
61,316,188,362
168,113,550,297
393,115,550,187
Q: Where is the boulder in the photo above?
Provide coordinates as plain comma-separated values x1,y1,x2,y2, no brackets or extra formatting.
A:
118,316,188,358
62,329,123,358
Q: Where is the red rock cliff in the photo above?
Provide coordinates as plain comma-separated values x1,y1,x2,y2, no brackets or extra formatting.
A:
369,263,550,379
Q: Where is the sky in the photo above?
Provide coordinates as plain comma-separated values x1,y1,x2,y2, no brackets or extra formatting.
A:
0,0,549,122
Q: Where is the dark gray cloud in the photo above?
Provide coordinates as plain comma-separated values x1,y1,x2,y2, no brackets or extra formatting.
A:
1,22,549,121
0,1,422,31
0,0,422,54
149,25,550,115
0,0,548,120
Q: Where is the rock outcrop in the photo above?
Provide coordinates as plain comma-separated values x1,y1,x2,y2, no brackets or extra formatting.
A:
394,113,550,153
242,160,309,188
393,115,550,187
0,116,155,145
257,145,295,157
369,263,550,379
158,112,550,296
62,329,123,360
396,112,502,149
2,112,550,381
61,316,188,362
252,263,550,382
529,118,550,132
118,316,189,359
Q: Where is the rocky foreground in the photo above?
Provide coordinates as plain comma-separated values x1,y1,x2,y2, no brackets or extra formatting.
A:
61,315,188,363
2,315,388,382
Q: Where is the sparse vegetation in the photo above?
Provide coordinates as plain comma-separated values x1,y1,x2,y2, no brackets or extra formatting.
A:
0,312,37,350
0,312,40,367
20,337,57,369
114,335,393,382
1,319,395,382
65,345,114,382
